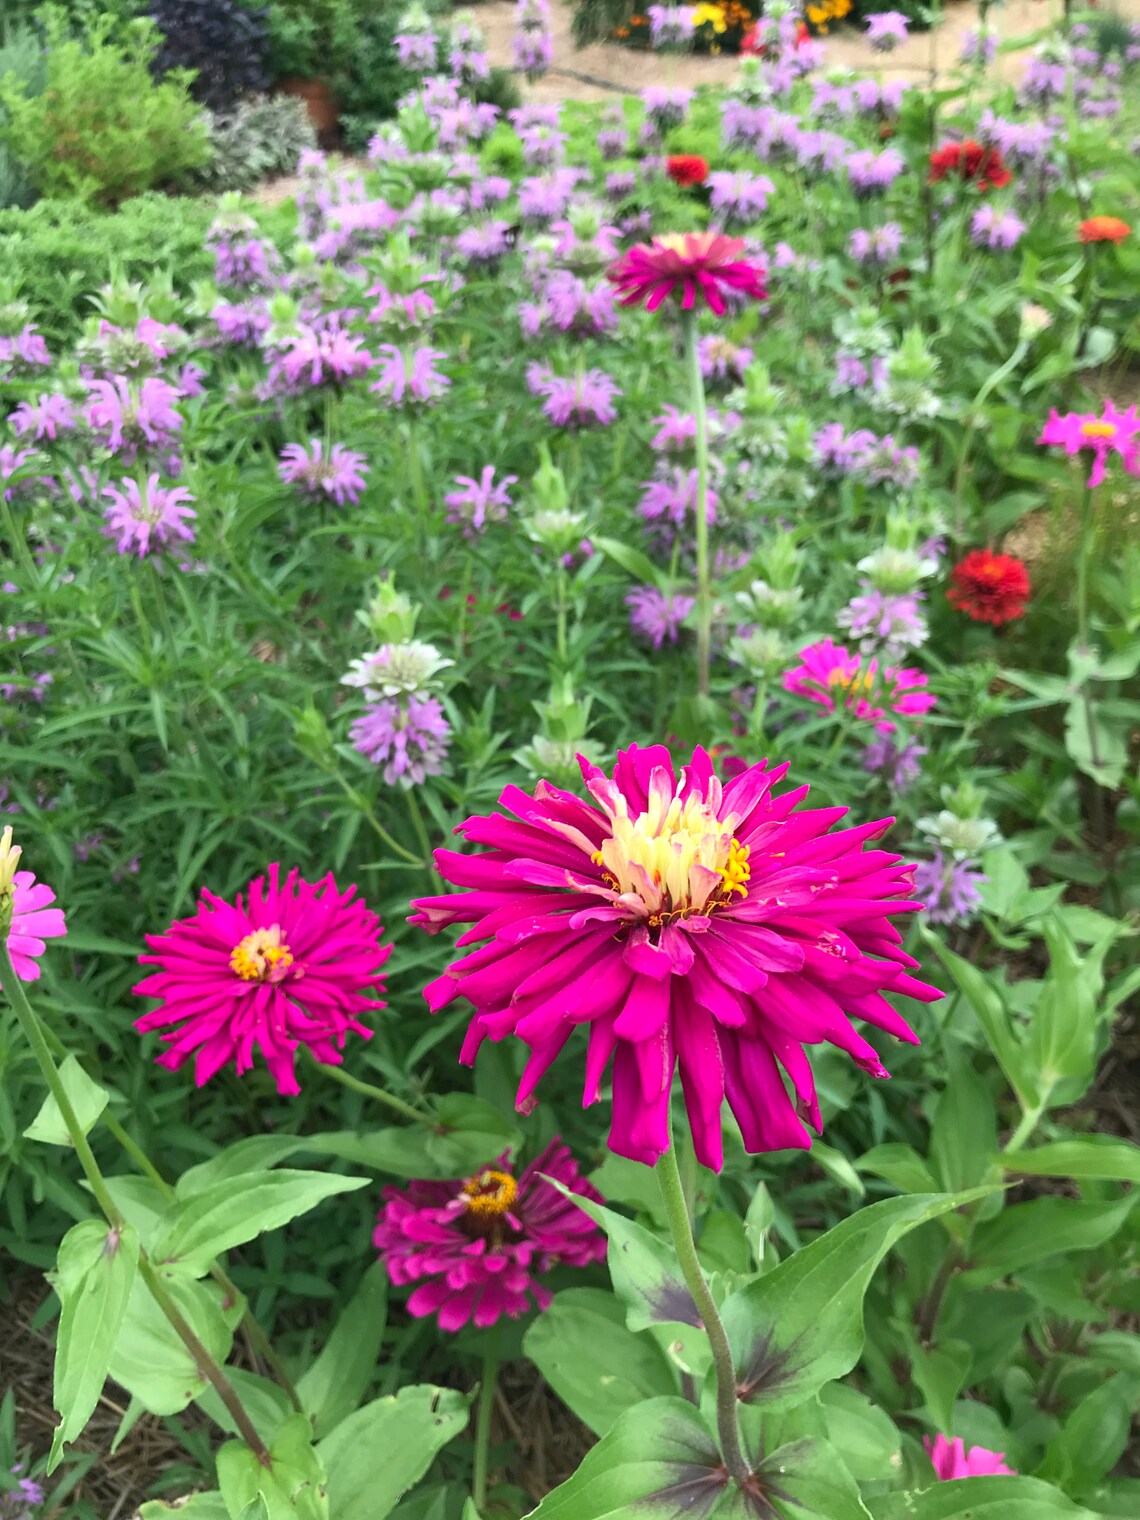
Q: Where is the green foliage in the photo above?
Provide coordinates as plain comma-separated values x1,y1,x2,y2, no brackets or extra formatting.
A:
190,94,316,193
0,8,209,205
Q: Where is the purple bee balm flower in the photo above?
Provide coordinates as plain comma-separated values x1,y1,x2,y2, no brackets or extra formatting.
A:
651,404,739,454
637,467,718,528
793,128,854,176
526,362,620,429
84,375,182,459
707,170,776,226
102,474,196,558
10,393,77,442
861,736,927,793
349,695,451,787
212,300,270,347
519,168,583,224
371,345,450,408
698,335,753,384
467,175,513,211
625,586,695,647
0,326,51,374
960,27,997,65
514,26,553,78
865,10,910,50
214,238,273,287
848,224,904,264
454,220,514,266
641,85,693,132
605,169,637,200
518,123,568,165
373,1139,605,1330
813,423,876,475
511,104,562,130
837,584,928,656
280,328,373,388
846,147,907,196
970,205,1026,250
395,31,438,70
279,440,369,507
177,363,206,399
596,125,629,159
1020,57,1067,106
853,435,921,489
368,285,437,330
444,466,517,534
912,850,986,925
832,351,885,395
543,271,619,337
648,3,695,46
978,113,1054,164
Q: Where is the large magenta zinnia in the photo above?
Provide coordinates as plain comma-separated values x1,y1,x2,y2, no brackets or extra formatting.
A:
412,745,939,1171
607,232,768,315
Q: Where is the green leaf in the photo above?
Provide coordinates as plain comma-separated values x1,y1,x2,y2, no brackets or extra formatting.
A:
523,1288,679,1437
1028,920,1105,1092
818,1384,900,1482
590,535,665,589
296,1260,388,1438
809,1142,865,1198
1001,1136,1140,1184
1039,1373,1140,1491
722,1192,987,1412
868,1476,1096,1518
197,1370,293,1446
857,1145,937,1196
139,1495,230,1519
315,1385,469,1520
177,1137,309,1197
217,1414,328,1520
153,1171,371,1276
1064,693,1128,788
962,1193,1138,1285
928,943,1038,1111
25,1057,109,1147
907,1339,971,1434
109,1275,234,1415
930,1057,998,1193
425,1093,522,1174
49,1220,139,1470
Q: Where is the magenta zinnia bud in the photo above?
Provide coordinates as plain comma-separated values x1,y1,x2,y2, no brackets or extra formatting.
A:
373,1138,606,1330
134,865,391,1094
411,745,940,1172
924,1435,1016,1481
607,232,768,316
0,827,67,983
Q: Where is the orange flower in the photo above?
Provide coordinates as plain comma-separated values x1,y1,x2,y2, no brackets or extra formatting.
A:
666,154,710,188
1078,216,1130,244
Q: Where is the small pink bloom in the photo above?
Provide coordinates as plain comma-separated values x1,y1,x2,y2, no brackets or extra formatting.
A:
924,1435,1016,1481
2,871,67,984
374,1138,606,1331
1038,400,1140,488
783,638,936,733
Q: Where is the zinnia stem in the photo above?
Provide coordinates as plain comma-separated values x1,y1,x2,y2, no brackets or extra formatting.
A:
680,310,713,700
656,1141,750,1484
472,1321,501,1510
1075,483,1093,650
0,942,272,1465
310,1050,434,1124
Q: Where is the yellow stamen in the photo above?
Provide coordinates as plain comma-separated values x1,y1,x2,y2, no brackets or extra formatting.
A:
462,1168,518,1216
1081,420,1117,439
230,925,294,982
719,839,751,897
827,667,875,694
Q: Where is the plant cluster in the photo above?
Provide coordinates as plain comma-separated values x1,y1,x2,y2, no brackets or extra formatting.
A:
1,7,1139,1520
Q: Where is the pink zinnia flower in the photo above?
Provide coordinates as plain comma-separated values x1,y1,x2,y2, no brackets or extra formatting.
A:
924,1435,1016,1481
1037,400,1140,488
411,745,939,1171
133,865,391,1093
373,1138,606,1330
784,638,936,733
607,232,768,315
1,832,67,985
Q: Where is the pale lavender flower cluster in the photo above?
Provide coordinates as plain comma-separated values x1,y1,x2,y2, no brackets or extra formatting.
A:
851,78,906,118
212,299,270,348
832,351,888,396
848,224,903,264
637,467,718,531
812,423,878,475
837,584,927,657
626,586,695,647
519,167,584,223
84,375,183,462
913,850,986,924
970,205,1026,250
846,147,906,196
978,113,1054,164
698,335,753,385
960,27,997,66
1020,55,1068,108
394,29,439,71
707,170,776,227
651,404,740,454
520,271,619,340
526,362,620,429
444,466,516,534
279,441,369,507
0,1463,44,1518
647,4,695,47
213,238,274,288
641,85,693,135
864,11,909,51
449,17,490,79
595,104,628,159
0,326,51,377
514,0,553,79
371,345,449,408
862,736,926,793
1,446,42,504
279,328,373,389
103,474,197,558
454,220,515,267
350,696,451,786
812,425,919,489
11,394,78,443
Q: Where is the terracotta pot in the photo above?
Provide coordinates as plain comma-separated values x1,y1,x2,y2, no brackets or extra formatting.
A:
279,76,340,142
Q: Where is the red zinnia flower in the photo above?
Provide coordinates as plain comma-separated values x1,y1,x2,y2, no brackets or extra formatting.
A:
411,745,940,1172
947,550,1031,625
607,232,768,316
373,1139,606,1331
928,138,1012,191
134,865,391,1092
666,154,709,187
1078,216,1130,245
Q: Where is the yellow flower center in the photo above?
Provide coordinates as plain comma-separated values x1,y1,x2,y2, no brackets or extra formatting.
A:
590,788,750,925
1081,420,1117,439
230,925,295,982
462,1168,518,1216
827,667,876,694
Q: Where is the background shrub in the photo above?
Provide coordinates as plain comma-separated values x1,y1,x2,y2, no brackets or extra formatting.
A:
189,92,316,191
148,0,271,111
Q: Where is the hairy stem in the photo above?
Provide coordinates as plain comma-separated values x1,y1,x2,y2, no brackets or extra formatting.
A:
681,312,713,700
472,1321,502,1510
310,1049,434,1123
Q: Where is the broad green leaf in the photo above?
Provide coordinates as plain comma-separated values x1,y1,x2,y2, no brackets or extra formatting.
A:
590,534,665,589
1028,920,1105,1092
217,1414,328,1520
109,1274,234,1415
296,1260,388,1437
25,1057,109,1147
857,1145,937,1196
1087,1331,1140,1375
153,1171,370,1275
868,1475,1095,1518
962,1193,1137,1285
316,1385,468,1520
1039,1373,1140,1491
178,1137,309,1197
49,1220,139,1469
139,1495,229,1519
722,1192,987,1412
424,1093,522,1174
930,1056,998,1193
197,1369,293,1446
928,943,1037,1112
810,1142,865,1198
907,1338,971,1434
1001,1136,1140,1184
523,1288,679,1437
818,1384,900,1482
1065,693,1128,788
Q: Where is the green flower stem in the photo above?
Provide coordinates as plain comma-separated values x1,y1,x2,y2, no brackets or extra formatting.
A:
1,493,41,591
0,940,271,1465
656,1141,749,1484
309,1050,434,1124
1075,483,1094,650
1003,1099,1047,1156
472,1320,502,1511
406,790,444,892
407,418,430,521
99,1109,304,1414
681,311,713,700
327,769,425,867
